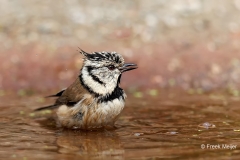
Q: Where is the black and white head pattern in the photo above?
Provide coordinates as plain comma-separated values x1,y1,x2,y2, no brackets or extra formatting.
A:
79,50,125,98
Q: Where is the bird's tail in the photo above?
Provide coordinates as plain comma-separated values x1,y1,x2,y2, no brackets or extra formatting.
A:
34,105,58,111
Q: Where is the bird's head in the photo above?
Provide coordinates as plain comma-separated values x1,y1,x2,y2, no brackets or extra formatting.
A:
79,49,137,96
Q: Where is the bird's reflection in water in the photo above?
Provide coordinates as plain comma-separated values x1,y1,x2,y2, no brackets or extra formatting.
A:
56,129,124,159
36,115,125,159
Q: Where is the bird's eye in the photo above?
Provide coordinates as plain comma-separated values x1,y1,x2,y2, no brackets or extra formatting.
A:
107,65,115,70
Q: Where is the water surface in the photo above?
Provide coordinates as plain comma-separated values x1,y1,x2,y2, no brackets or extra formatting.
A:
1,92,240,159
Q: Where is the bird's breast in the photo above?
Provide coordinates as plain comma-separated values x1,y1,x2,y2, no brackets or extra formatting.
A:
96,98,125,119
56,96,126,129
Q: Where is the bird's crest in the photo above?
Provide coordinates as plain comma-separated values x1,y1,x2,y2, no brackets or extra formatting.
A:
78,48,124,65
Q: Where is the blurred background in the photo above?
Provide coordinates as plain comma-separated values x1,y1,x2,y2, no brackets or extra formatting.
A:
1,0,240,96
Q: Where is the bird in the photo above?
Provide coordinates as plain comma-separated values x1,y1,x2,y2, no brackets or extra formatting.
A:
35,49,137,130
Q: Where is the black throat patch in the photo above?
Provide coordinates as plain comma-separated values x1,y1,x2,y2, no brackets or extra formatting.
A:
98,86,125,103
79,73,124,102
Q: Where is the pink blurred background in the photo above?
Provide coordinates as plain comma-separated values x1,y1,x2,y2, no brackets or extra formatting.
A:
1,0,240,95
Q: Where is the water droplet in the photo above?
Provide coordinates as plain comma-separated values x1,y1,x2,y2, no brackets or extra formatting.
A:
134,133,143,136
166,131,178,135
198,122,216,129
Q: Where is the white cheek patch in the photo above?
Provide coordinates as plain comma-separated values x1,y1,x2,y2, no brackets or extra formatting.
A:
82,67,117,95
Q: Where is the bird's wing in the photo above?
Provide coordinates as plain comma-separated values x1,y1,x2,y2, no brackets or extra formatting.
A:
45,88,66,98
35,77,91,111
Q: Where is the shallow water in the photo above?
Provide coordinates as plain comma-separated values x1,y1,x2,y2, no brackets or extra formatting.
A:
1,92,240,159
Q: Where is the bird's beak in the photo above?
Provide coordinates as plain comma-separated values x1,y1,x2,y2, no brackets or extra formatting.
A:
119,63,138,73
